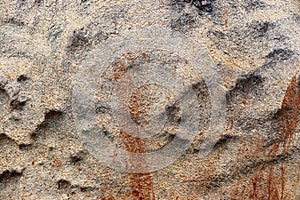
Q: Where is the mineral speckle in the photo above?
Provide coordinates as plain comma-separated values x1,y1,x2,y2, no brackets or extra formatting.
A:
0,0,299,199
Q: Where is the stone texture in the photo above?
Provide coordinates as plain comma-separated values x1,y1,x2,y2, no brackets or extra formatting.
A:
0,0,299,199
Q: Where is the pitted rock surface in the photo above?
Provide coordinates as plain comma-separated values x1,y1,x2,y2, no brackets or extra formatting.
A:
0,0,299,199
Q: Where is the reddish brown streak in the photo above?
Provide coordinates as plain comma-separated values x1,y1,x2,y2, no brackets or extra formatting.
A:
249,75,300,200
114,52,155,200
228,75,300,200
119,131,154,200
267,75,300,200
269,75,300,156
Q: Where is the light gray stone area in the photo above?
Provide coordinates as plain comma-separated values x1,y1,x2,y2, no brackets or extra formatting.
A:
0,0,299,199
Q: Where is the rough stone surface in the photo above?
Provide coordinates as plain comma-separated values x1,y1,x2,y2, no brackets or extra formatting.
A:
0,0,299,199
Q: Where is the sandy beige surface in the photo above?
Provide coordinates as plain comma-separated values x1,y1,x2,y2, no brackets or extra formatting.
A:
0,0,299,199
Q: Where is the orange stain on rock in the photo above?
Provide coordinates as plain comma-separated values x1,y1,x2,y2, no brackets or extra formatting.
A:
113,51,155,199
52,155,62,168
230,75,300,200
119,131,155,200
252,75,300,200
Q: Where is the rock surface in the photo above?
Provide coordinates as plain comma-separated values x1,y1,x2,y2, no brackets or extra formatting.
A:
0,0,299,199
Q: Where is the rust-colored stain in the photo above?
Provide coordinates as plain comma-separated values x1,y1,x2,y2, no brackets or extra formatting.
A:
129,94,145,126
119,126,154,199
52,155,62,168
113,51,154,199
127,52,136,67
113,52,140,82
113,58,127,81
129,92,151,127
269,75,300,199
249,75,300,200
142,52,147,60
270,75,300,156
229,75,300,200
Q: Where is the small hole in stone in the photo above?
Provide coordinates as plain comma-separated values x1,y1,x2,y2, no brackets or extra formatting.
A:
17,75,29,82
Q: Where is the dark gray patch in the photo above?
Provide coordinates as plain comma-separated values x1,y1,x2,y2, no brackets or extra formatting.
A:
81,126,110,140
273,104,294,122
265,49,294,62
248,21,272,39
192,80,210,98
297,75,300,89
66,26,110,56
0,134,14,143
235,117,271,134
171,13,196,32
66,28,91,52
3,18,24,26
203,146,298,190
209,30,226,39
80,186,94,192
191,80,211,131
192,0,214,13
19,143,32,150
41,109,63,126
208,21,275,58
261,50,294,70
45,109,63,117
169,0,188,11
235,73,265,92
293,14,300,22
57,179,95,194
242,0,267,11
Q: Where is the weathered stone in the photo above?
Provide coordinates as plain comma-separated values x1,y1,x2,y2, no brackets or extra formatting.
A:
0,0,299,199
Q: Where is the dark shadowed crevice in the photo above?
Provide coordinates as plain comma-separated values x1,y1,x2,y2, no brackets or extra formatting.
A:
0,169,24,190
226,72,265,102
17,74,30,82
31,109,63,139
57,179,71,190
213,134,239,149
70,150,87,164
0,134,18,147
10,99,27,110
